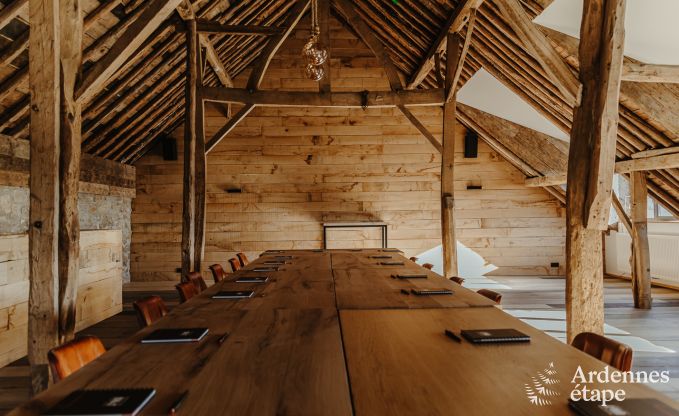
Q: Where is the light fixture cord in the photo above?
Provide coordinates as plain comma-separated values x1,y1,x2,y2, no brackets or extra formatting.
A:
312,0,320,36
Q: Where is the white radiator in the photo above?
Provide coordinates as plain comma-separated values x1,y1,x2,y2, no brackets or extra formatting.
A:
605,229,679,282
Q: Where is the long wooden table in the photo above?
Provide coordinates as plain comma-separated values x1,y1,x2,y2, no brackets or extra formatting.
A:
9,249,679,415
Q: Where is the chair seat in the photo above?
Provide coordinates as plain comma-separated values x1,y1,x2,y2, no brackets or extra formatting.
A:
571,332,633,371
48,336,106,382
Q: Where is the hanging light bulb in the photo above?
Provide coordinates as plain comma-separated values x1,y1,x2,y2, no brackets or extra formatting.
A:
305,63,325,81
302,0,328,80
303,35,328,66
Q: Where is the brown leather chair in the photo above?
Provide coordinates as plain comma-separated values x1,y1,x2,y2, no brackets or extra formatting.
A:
450,276,465,285
228,258,241,272
209,264,227,284
571,332,633,371
185,271,207,293
237,252,249,267
477,288,502,304
422,263,434,270
176,281,198,303
132,295,168,328
409,257,418,262
48,335,106,382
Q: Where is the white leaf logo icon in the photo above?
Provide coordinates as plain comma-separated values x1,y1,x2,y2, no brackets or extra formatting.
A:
524,362,561,406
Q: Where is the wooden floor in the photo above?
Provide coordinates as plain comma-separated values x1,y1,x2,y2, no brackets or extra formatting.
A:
2,276,679,414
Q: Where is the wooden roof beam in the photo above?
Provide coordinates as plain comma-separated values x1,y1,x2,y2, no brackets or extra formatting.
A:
616,152,679,173
406,0,484,89
0,0,27,30
205,104,255,154
76,0,185,103
447,9,477,102
622,62,679,83
333,0,403,90
247,0,309,90
525,174,566,187
195,20,286,35
493,0,580,105
201,87,445,108
526,152,679,185
333,0,444,151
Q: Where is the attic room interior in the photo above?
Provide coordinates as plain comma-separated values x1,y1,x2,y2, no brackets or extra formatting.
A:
1,0,679,414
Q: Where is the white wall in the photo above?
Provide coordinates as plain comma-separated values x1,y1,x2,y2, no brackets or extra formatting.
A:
605,222,679,282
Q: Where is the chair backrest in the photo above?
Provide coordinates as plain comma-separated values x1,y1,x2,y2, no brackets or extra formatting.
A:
132,295,168,328
422,263,434,270
48,336,106,382
185,271,207,293
176,281,198,303
409,257,418,262
450,276,465,285
477,288,502,304
237,252,249,267
571,332,633,371
228,258,241,272
209,264,227,284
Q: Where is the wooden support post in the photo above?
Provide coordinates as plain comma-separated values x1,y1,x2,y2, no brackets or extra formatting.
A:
181,19,198,277
566,0,626,342
630,171,652,309
58,0,83,344
193,22,206,273
441,33,460,278
28,0,60,393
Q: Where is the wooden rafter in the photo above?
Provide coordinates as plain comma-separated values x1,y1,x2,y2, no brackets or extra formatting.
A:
205,104,255,154
247,0,309,90
526,152,679,185
622,62,679,83
406,0,484,89
611,192,632,234
447,8,477,102
0,0,27,29
76,0,184,103
334,0,447,151
494,0,579,105
195,20,286,35
333,0,402,90
616,152,679,173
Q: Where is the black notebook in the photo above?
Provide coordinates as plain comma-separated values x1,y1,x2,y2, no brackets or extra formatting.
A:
45,388,156,416
393,274,428,279
212,290,255,299
569,398,679,416
141,328,208,344
235,276,269,283
252,267,278,272
460,329,530,344
379,261,405,266
411,289,453,296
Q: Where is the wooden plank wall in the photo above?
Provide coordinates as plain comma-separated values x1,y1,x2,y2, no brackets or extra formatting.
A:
0,230,123,368
131,18,565,281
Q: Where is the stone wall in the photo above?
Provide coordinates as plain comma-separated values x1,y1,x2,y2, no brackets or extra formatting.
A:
0,186,133,281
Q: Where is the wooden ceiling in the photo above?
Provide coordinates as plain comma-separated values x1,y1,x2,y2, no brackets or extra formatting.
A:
0,0,677,215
